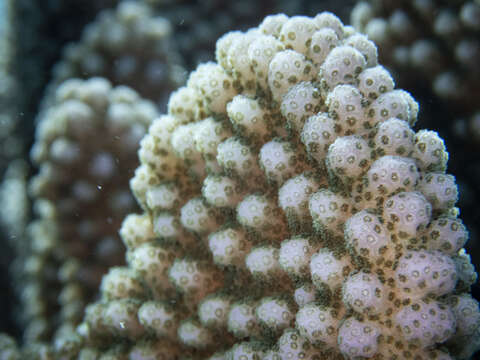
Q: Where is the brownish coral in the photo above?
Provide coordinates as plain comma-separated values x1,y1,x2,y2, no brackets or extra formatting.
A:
21,78,158,345
49,1,186,112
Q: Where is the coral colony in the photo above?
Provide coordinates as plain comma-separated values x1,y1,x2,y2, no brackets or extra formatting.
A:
26,78,158,343
1,6,480,360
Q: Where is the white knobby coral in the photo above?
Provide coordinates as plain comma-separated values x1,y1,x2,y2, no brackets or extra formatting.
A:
64,11,479,360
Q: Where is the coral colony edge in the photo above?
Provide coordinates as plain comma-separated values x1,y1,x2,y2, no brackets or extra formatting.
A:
2,9,480,360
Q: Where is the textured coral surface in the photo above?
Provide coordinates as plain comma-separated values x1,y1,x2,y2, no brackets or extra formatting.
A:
0,2,479,360
350,0,480,294
34,11,478,360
